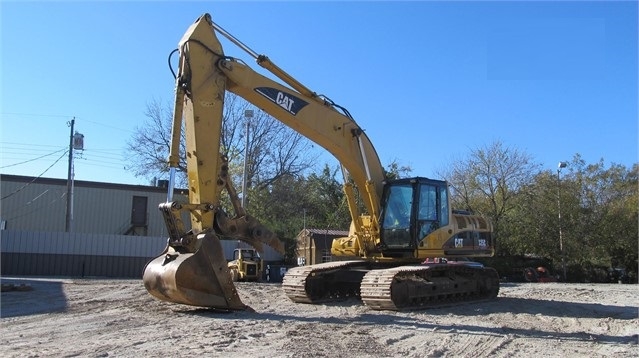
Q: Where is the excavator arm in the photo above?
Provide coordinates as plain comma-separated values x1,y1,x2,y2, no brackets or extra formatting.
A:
219,53,386,252
212,21,386,241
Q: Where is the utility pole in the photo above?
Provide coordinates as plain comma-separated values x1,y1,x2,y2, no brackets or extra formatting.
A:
65,118,75,232
65,118,84,232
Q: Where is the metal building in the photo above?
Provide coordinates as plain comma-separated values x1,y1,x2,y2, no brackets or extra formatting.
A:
0,174,284,278
0,174,187,236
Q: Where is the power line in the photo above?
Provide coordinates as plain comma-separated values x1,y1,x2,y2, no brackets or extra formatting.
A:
4,189,67,221
3,148,67,155
90,148,124,152
1,112,74,118
2,143,125,159
1,149,69,200
0,147,67,169
82,152,124,161
75,155,124,166
80,118,134,134
0,141,66,148
1,113,135,133
78,161,125,170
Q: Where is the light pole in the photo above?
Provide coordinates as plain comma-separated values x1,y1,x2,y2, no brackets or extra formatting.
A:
241,109,254,209
557,161,568,281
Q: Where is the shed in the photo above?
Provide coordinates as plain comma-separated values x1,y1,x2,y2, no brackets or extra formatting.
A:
295,228,348,266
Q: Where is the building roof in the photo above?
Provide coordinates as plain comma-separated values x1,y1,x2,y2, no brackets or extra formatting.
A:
306,228,349,236
296,228,348,250
299,228,349,237
0,174,188,195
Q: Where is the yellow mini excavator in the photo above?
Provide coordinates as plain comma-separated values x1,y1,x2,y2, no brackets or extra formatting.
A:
143,13,499,311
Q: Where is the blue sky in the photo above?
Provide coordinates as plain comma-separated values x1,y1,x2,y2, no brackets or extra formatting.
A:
1,1,637,186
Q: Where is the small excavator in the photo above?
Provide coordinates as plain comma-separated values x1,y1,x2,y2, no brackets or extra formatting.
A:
143,13,499,311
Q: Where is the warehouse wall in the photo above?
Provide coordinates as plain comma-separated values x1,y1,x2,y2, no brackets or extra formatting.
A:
0,174,187,236
1,230,284,278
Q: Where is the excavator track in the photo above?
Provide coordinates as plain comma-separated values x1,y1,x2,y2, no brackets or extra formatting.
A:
283,260,500,311
360,263,500,310
282,260,369,303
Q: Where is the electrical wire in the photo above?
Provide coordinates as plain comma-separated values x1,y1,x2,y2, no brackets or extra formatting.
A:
80,118,134,133
0,141,65,148
2,141,127,169
0,112,73,118
0,147,67,169
3,190,67,221
1,149,69,200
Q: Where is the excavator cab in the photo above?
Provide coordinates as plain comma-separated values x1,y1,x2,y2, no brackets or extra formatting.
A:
378,177,493,260
379,177,449,256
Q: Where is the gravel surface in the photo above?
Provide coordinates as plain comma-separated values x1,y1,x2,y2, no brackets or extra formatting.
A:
1,277,637,357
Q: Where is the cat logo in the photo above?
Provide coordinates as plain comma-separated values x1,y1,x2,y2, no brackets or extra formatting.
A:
254,87,309,116
276,92,295,112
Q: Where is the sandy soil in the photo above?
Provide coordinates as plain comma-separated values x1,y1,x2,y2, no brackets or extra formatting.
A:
1,277,637,357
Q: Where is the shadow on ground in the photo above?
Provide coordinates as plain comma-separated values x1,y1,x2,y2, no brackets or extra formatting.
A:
1,278,68,318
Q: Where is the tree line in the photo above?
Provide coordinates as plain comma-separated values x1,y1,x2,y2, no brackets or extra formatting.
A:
127,97,638,282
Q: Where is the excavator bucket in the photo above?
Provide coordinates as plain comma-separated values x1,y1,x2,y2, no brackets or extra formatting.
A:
143,231,247,310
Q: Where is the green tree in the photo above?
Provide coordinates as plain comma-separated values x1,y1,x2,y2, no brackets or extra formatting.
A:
504,155,638,282
504,171,559,258
247,164,352,263
249,174,307,262
384,159,413,180
561,157,638,280
305,164,351,231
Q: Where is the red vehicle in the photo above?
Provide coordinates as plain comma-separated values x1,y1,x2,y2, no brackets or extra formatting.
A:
524,266,558,283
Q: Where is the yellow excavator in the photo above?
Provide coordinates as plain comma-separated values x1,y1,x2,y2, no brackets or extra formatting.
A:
143,13,499,311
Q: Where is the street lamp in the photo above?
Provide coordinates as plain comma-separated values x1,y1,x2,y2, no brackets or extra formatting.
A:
557,161,568,281
241,109,254,209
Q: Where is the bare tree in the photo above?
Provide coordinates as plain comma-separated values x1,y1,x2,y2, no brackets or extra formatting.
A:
125,98,186,186
438,140,540,243
126,94,318,191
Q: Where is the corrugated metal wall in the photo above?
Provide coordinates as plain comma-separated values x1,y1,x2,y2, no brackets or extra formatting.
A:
1,230,284,278
1,175,182,236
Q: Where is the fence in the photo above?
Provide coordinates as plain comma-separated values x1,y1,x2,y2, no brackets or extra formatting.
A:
1,230,283,278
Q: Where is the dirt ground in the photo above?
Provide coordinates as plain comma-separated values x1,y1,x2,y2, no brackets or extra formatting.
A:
1,277,637,357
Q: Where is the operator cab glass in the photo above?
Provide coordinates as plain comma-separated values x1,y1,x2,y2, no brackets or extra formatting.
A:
235,249,259,260
380,177,450,257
